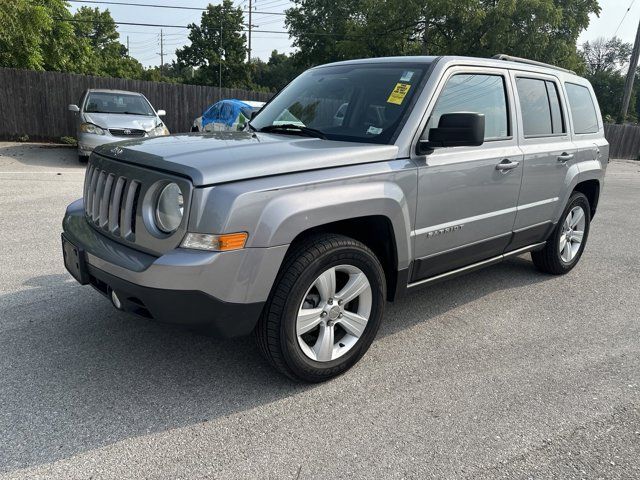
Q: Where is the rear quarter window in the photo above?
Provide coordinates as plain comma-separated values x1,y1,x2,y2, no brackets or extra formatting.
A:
565,83,599,134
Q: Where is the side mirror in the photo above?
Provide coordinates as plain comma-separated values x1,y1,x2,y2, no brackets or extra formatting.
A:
417,112,485,154
157,109,166,117
250,110,259,120
68,104,80,113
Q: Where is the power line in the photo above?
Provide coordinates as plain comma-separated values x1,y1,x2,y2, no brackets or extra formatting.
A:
614,0,637,37
67,0,286,15
55,17,364,37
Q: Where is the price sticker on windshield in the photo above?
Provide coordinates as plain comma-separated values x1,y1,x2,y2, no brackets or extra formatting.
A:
387,83,411,105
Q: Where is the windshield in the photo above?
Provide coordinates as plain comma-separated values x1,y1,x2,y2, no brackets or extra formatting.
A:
84,92,155,116
250,63,429,144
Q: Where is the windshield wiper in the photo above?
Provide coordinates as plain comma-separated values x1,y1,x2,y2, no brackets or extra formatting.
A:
259,124,327,139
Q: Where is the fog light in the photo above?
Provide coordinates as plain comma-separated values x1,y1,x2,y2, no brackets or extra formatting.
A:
111,290,123,310
181,232,248,251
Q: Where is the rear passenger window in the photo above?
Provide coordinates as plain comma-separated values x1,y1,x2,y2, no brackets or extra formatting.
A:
565,83,599,134
427,74,509,140
516,77,565,137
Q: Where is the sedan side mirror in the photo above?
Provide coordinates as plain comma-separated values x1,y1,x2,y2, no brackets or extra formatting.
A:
417,112,485,155
68,104,80,113
157,110,166,117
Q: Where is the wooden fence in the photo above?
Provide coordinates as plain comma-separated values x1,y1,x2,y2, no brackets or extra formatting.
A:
0,68,272,141
604,123,640,160
1,67,639,160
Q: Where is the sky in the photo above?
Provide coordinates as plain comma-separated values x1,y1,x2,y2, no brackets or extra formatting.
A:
67,0,640,69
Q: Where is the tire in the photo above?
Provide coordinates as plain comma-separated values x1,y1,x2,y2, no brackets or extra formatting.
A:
78,154,89,163
531,191,591,275
255,233,386,382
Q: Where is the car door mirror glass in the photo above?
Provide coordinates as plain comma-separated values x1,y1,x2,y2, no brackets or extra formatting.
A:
68,104,80,113
418,112,485,154
156,109,166,117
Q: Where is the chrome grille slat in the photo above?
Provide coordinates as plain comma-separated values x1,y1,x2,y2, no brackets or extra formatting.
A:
108,177,126,234
92,171,106,222
99,174,115,228
85,166,98,216
120,180,140,241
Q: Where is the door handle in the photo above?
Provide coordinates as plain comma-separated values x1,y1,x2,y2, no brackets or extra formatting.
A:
557,152,574,163
495,159,520,172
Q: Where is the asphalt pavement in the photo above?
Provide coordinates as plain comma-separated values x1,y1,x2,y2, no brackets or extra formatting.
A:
0,142,638,479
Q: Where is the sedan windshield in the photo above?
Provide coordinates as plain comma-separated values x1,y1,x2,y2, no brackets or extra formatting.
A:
84,92,155,116
250,63,429,144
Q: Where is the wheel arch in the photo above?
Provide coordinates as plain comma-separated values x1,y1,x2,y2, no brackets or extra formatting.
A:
572,179,600,219
284,216,402,301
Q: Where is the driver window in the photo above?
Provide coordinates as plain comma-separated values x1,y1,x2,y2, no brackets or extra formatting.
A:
426,73,510,140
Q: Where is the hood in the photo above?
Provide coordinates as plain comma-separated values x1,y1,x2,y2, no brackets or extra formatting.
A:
83,112,159,132
94,131,400,186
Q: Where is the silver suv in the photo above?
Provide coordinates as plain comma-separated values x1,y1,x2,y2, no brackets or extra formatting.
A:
62,55,608,382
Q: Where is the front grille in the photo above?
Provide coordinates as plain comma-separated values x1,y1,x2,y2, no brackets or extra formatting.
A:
83,163,141,241
109,128,146,137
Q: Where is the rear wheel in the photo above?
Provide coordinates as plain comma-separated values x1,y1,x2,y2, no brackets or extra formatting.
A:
255,234,386,382
531,192,590,274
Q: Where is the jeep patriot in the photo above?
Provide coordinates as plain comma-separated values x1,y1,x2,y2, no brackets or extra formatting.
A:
62,55,608,382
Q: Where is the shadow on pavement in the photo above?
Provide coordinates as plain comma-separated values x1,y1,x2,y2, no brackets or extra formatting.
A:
0,253,550,473
0,143,80,170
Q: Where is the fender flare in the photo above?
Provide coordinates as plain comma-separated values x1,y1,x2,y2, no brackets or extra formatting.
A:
248,181,413,269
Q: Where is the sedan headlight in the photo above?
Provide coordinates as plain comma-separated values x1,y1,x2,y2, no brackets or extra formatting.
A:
149,123,170,137
155,183,183,233
79,123,106,135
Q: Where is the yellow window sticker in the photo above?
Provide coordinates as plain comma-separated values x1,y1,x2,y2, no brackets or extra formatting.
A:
387,83,411,105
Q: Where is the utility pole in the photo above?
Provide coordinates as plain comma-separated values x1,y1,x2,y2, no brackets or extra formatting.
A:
160,29,164,76
620,18,640,122
248,0,253,62
219,4,223,90
127,35,130,56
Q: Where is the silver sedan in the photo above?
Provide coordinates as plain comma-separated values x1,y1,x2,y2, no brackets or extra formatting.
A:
68,89,170,163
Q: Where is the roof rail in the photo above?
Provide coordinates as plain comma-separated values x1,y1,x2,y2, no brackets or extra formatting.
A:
492,54,576,75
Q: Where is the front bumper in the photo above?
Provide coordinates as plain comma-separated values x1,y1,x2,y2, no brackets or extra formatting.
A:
77,132,123,156
62,199,288,337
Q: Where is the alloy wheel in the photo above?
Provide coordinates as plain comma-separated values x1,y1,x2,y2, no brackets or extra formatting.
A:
296,264,372,362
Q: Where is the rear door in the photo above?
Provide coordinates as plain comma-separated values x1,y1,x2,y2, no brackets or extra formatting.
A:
509,72,576,249
411,67,523,282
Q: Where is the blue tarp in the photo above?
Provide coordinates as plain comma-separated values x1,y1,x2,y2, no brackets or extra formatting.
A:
201,99,252,128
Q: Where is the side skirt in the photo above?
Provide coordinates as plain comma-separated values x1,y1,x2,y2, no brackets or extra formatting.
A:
405,242,546,290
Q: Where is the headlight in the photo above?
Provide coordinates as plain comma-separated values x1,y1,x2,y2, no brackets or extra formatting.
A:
79,123,106,135
155,183,183,233
149,123,170,137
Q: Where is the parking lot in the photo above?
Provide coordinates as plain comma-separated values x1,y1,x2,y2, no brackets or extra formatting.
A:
0,141,639,479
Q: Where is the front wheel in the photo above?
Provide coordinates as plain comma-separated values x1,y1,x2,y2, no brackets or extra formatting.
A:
531,191,591,274
255,234,386,382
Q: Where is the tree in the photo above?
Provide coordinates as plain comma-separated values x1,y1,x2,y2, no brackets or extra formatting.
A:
286,0,600,72
250,50,302,91
176,0,249,88
71,6,145,78
580,37,636,123
0,0,86,71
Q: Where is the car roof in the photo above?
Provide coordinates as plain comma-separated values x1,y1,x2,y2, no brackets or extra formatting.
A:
318,55,586,82
86,89,144,95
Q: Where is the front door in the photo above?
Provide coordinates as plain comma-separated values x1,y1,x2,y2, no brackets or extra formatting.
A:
411,67,523,282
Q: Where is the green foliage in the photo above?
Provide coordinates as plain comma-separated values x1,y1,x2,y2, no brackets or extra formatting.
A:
176,0,249,88
580,37,637,123
250,50,303,92
286,0,601,72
